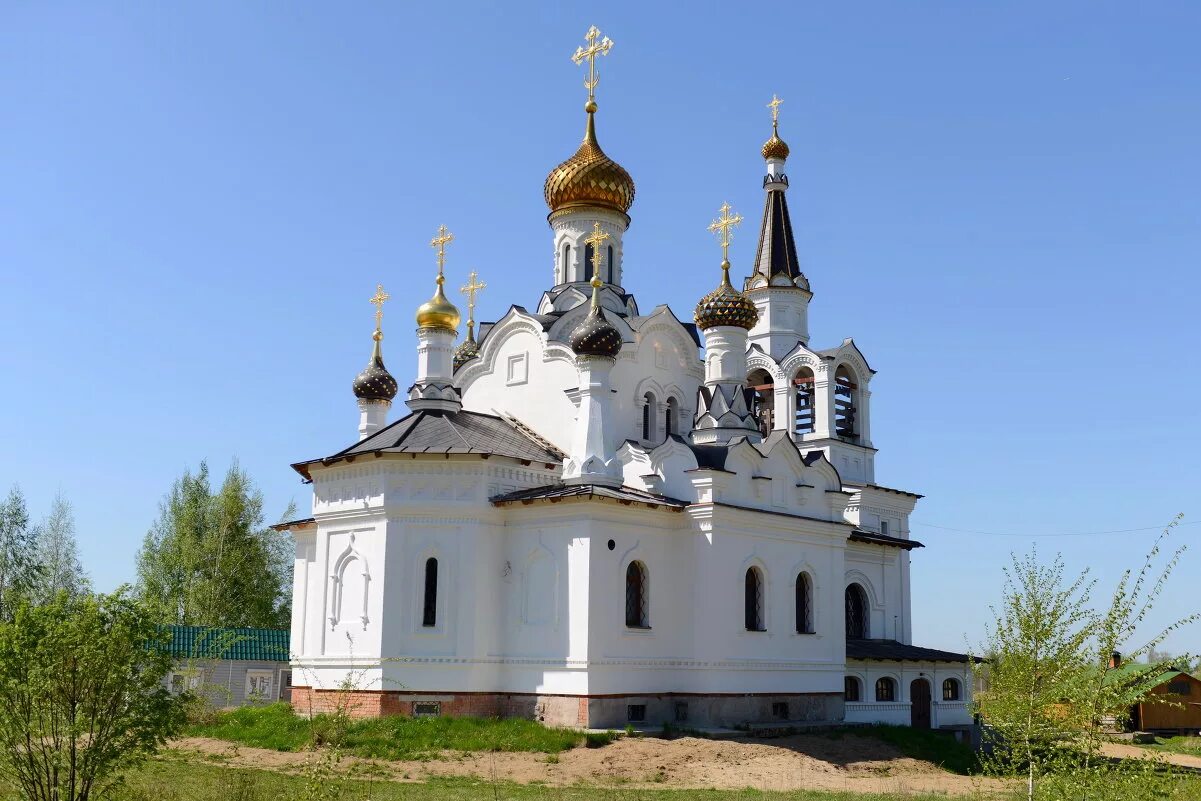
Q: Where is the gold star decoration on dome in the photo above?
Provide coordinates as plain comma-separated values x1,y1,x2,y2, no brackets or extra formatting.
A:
583,221,610,279
708,202,743,263
572,25,613,106
768,94,783,125
459,270,486,334
369,283,390,331
430,224,454,277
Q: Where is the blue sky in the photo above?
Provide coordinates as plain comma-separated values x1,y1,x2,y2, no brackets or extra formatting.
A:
2,2,1198,654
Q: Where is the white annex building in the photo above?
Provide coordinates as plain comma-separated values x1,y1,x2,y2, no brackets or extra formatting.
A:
282,28,973,731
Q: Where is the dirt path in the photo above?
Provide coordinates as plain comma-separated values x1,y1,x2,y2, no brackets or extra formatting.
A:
171,735,1010,797
1100,741,1201,770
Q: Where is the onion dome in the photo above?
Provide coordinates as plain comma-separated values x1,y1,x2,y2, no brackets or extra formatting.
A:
544,106,635,216
695,260,760,331
352,331,399,402
415,274,461,331
762,125,790,161
454,326,480,370
569,276,622,359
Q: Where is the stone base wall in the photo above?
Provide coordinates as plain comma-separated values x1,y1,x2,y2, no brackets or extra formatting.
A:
290,686,841,729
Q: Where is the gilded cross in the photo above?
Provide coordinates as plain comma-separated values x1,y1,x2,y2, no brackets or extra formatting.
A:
708,202,743,263
369,283,390,331
767,94,783,125
459,270,487,326
583,221,610,279
429,224,454,275
572,25,614,104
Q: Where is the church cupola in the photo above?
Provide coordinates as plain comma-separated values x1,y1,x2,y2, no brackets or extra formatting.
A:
453,270,486,371
692,204,761,445
745,95,814,357
543,26,633,295
353,284,399,440
563,273,623,486
407,225,463,414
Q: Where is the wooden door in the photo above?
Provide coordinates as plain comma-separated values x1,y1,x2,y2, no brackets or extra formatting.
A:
910,679,932,729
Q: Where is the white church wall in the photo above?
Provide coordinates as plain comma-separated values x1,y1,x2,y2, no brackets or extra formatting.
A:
844,662,974,727
844,545,906,642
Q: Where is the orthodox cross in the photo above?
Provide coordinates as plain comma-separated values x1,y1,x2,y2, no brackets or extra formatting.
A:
767,94,783,126
708,202,743,264
583,221,610,279
459,270,487,331
572,25,613,104
369,283,390,331
430,224,454,276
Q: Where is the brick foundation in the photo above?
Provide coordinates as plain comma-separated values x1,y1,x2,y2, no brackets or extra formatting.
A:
290,686,840,729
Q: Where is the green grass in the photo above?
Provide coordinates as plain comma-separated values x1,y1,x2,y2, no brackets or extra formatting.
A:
1145,735,1201,757
100,758,1006,801
186,703,614,760
823,725,980,775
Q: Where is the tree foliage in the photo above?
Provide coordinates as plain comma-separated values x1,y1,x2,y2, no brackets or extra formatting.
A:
0,590,186,801
976,517,1197,801
0,486,41,622
32,492,87,604
136,461,293,628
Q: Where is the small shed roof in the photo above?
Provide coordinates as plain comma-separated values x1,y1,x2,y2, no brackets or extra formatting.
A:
164,625,290,662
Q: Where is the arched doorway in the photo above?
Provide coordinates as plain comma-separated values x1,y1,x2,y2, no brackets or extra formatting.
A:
910,678,931,729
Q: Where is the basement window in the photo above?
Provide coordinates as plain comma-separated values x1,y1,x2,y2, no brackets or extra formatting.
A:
413,701,441,717
772,702,789,720
674,702,689,723
626,704,646,723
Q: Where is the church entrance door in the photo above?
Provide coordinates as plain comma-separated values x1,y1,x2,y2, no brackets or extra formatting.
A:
910,679,931,729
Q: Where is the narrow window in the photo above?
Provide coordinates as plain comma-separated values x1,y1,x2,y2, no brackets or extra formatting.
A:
422,557,438,627
642,393,656,440
562,243,571,280
607,245,614,282
584,243,595,282
942,678,961,701
880,520,890,537
625,561,648,628
795,572,813,634
747,369,775,437
844,676,861,702
875,677,896,702
664,397,678,439
834,365,858,439
745,567,765,631
845,584,868,639
793,368,815,436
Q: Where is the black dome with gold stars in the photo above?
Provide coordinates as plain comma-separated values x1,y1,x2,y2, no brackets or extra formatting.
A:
353,333,399,402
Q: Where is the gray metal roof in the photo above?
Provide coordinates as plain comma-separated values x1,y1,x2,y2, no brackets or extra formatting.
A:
846,639,974,663
491,483,688,510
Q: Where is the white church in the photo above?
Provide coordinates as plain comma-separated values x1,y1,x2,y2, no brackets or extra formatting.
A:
282,27,973,731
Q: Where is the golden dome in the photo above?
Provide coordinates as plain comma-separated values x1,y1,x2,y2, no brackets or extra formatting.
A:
544,109,635,216
415,276,461,331
762,123,790,161
695,261,760,331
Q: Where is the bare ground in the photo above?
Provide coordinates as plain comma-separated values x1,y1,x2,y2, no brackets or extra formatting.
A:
171,734,1011,797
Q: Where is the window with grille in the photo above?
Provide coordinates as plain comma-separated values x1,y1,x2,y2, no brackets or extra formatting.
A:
584,243,595,281
942,678,961,701
414,701,440,717
422,557,438,627
875,677,896,702
745,567,765,631
625,561,649,628
627,704,646,722
664,397,678,439
845,584,868,639
642,393,656,440
794,369,815,436
844,676,861,702
795,572,814,633
772,702,789,720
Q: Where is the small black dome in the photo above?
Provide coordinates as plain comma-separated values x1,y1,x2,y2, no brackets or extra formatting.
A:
453,336,480,370
353,335,398,402
569,304,622,359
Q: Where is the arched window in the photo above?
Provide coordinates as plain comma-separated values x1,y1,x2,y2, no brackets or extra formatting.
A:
422,557,438,627
794,367,815,436
642,392,656,441
625,561,648,628
795,572,813,634
747,369,775,437
942,678,961,701
664,397,678,439
584,243,595,282
744,567,765,631
834,365,858,440
844,676,861,702
607,245,614,282
562,243,571,280
845,583,869,639
875,677,896,702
